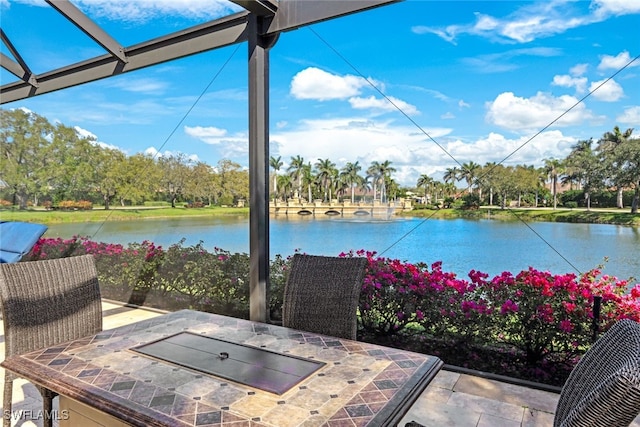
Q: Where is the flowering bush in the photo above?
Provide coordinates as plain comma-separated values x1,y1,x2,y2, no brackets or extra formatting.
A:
23,238,640,386
347,249,640,384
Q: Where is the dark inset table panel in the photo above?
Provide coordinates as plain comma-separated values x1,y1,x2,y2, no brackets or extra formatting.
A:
131,332,325,394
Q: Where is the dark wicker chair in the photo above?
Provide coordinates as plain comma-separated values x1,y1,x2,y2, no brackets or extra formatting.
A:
282,254,367,340
553,318,640,427
0,255,103,427
404,319,640,427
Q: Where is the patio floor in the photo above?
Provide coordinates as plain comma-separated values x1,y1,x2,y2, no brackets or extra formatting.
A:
1,300,638,427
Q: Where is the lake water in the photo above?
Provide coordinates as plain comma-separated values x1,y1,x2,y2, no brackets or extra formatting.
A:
45,214,640,281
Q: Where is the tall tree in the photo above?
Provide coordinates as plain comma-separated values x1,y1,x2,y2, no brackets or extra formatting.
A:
461,161,481,194
186,161,216,205
113,153,160,206
158,153,192,208
269,156,283,200
368,160,396,202
544,158,564,210
94,148,126,210
443,166,461,186
416,174,434,203
597,126,634,209
300,162,315,203
340,161,363,203
315,158,337,202
0,109,52,208
613,131,640,213
287,155,305,199
566,139,602,210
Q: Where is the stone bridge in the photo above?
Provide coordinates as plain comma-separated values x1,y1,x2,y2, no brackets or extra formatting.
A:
269,198,413,217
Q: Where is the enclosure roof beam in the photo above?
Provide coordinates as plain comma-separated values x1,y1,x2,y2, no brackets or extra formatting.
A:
0,29,38,88
45,0,128,63
231,0,279,17
0,12,251,104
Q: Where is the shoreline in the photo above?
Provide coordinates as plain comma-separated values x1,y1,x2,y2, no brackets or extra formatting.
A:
1,205,639,227
401,206,640,226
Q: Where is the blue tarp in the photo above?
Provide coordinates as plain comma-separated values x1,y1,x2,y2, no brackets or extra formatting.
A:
0,221,48,263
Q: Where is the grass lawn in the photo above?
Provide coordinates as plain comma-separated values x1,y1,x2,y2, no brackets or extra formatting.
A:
1,205,638,226
404,206,640,226
0,206,250,224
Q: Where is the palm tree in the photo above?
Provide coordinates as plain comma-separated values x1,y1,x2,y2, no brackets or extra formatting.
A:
340,161,363,203
368,160,396,202
566,139,602,210
535,166,548,207
277,174,294,201
269,156,283,200
544,158,564,210
300,162,315,203
416,174,434,203
287,155,305,199
358,175,372,202
366,162,381,201
315,158,337,202
443,166,461,186
598,126,634,209
461,161,481,194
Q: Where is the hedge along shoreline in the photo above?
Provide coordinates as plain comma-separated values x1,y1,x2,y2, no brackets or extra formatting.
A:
25,236,640,387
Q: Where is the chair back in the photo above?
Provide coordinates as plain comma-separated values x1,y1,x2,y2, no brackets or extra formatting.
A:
0,255,103,359
554,318,640,427
282,254,367,340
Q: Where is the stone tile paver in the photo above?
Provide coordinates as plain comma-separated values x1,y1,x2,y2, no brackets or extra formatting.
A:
10,300,637,427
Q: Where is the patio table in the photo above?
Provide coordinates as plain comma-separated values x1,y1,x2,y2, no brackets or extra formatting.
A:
2,309,442,426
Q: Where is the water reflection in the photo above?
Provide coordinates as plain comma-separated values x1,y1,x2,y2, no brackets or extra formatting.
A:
45,215,639,282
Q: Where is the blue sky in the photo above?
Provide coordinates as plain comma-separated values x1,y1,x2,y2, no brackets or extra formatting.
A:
1,0,639,187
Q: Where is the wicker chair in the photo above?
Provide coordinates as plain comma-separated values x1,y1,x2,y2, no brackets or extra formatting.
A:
553,318,640,427
282,254,367,340
0,255,103,427
404,319,640,427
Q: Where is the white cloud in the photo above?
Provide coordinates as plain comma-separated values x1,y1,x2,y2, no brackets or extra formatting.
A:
184,126,247,158
552,74,588,93
348,96,419,116
184,125,227,139
570,63,589,76
74,126,122,151
144,147,199,162
290,67,371,101
462,47,562,73
597,51,638,71
485,91,600,132
413,1,640,44
270,117,453,185
107,77,168,94
17,106,34,115
445,130,576,168
552,62,590,92
616,106,640,124
591,0,640,19
71,0,240,23
74,126,97,140
589,78,624,101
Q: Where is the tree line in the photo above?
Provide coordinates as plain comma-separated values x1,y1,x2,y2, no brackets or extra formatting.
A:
269,126,639,213
2,108,638,213
0,109,249,209
428,126,638,213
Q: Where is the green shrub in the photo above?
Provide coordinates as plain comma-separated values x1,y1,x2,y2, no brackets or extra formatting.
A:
24,238,640,387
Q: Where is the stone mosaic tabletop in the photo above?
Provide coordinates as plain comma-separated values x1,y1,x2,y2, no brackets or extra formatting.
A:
2,309,443,427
